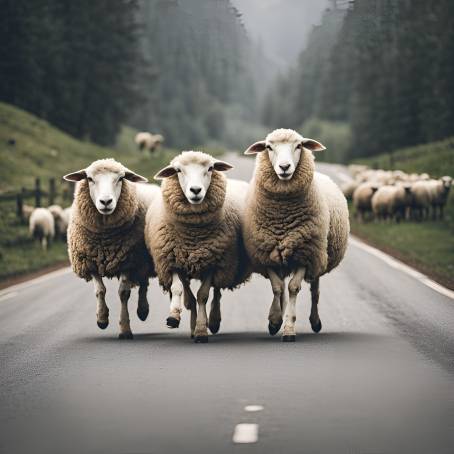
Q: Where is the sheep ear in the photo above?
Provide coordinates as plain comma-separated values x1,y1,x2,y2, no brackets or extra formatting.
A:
154,165,177,180
244,140,266,155
124,171,148,183
302,138,326,152
63,170,87,181
213,160,233,172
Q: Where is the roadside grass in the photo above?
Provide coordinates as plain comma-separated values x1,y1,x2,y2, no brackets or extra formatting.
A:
350,138,454,289
0,102,221,282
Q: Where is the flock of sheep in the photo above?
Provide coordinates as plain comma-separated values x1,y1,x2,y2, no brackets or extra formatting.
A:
26,204,71,250
58,128,350,343
342,165,452,222
134,132,165,153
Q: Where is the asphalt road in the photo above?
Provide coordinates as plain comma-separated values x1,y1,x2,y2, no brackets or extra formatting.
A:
1,153,453,454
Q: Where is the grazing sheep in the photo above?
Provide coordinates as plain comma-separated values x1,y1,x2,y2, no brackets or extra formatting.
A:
243,128,349,342
64,159,160,339
410,181,432,221
134,132,165,153
48,204,68,239
371,184,412,222
428,176,452,220
353,182,379,222
29,207,55,250
145,151,250,343
22,204,34,222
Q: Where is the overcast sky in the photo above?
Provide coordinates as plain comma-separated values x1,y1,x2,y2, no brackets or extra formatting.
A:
232,0,329,67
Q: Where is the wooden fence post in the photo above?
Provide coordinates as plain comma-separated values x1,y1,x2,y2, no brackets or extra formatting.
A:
48,178,56,205
16,192,23,222
35,178,41,207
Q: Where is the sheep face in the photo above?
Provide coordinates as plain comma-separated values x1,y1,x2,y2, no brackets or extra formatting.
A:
155,151,232,205
64,159,147,215
245,128,325,181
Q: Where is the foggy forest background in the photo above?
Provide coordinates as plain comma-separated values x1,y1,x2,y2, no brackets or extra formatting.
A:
1,0,454,162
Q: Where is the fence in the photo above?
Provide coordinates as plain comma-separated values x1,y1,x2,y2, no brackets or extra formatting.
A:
0,178,74,223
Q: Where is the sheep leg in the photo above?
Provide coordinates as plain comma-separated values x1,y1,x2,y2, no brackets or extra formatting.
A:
194,274,212,343
167,272,183,329
282,267,306,342
118,274,133,339
267,268,285,336
309,277,322,333
137,280,149,322
93,273,109,329
208,288,222,334
181,278,197,338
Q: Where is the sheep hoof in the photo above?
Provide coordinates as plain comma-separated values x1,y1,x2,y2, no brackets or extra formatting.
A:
282,335,296,342
166,316,180,328
97,320,109,330
208,321,220,334
268,320,282,336
310,319,322,333
194,335,208,343
119,331,134,340
137,306,149,321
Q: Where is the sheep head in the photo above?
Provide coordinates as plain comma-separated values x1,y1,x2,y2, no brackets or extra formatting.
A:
245,128,325,181
64,158,147,215
155,151,232,205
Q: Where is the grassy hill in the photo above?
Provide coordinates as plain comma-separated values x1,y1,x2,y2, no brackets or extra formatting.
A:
0,102,185,283
351,138,454,289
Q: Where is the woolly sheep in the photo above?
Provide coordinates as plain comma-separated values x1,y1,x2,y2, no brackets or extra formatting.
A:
29,207,55,250
243,128,349,342
428,176,452,220
340,179,359,200
353,182,380,222
145,151,250,343
134,132,165,153
48,204,69,239
410,180,432,220
371,184,412,222
64,158,160,339
22,204,34,221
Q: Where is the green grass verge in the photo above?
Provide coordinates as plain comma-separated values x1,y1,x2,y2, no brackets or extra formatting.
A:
0,102,223,282
351,138,454,290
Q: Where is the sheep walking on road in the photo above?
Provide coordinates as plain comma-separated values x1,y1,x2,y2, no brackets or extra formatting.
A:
243,129,349,342
145,151,250,343
64,159,160,339
29,207,55,250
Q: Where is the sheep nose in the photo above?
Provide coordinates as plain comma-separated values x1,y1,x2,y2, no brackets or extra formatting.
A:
100,198,113,206
190,186,202,195
279,163,291,172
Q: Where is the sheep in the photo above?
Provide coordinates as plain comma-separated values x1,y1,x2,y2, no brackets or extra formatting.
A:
48,204,69,239
242,128,349,342
145,151,250,343
353,182,380,222
410,180,432,221
371,184,412,222
428,176,452,220
29,207,55,250
340,179,359,201
63,158,160,339
134,132,165,153
22,204,34,222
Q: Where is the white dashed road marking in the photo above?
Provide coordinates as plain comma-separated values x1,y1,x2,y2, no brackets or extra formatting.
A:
233,423,259,444
244,405,264,412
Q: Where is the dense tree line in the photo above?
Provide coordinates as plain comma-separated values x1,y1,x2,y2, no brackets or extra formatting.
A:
263,0,454,162
0,0,141,145
134,0,264,149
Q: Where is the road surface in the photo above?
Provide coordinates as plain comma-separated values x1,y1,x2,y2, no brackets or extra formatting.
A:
0,154,453,454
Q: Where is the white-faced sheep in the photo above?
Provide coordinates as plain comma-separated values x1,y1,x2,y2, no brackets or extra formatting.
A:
428,176,452,219
134,132,165,153
242,128,349,342
353,182,380,222
64,159,160,339
410,180,432,221
371,184,412,222
145,151,251,343
29,207,55,250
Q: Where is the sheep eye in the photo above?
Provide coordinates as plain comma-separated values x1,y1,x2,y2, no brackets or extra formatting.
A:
208,166,213,172
176,168,181,173
296,143,303,150
118,176,124,182
266,144,272,151
87,177,94,183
